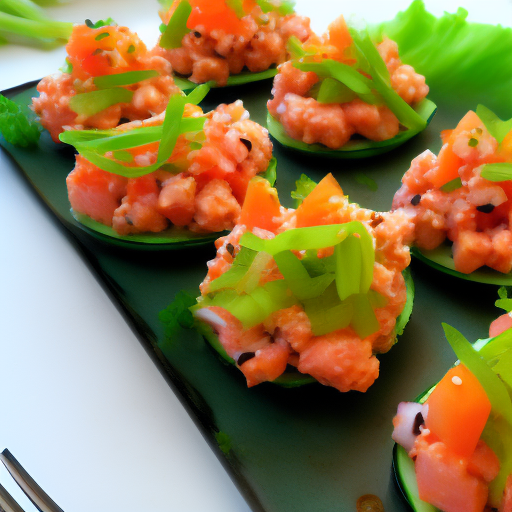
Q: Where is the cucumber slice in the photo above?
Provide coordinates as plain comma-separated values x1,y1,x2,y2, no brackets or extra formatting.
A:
266,98,437,159
70,158,277,250
174,68,278,91
412,245,512,286
198,268,414,388
71,210,225,250
393,339,494,511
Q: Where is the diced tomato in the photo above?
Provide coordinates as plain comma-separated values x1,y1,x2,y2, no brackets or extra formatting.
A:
327,16,352,53
239,177,281,232
428,142,463,188
186,0,249,36
295,173,344,227
425,364,491,458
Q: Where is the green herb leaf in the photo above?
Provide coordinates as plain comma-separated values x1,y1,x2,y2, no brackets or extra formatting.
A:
440,177,462,192
159,290,198,341
291,174,317,206
85,18,116,29
0,94,41,147
160,0,192,49
481,163,512,182
476,105,512,144
68,88,134,117
94,70,159,89
259,156,277,185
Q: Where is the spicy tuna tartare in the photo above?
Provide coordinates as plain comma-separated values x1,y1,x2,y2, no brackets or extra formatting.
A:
193,173,415,392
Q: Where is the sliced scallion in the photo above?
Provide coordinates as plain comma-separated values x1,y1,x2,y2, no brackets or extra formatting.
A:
94,70,159,89
68,88,134,117
160,0,192,50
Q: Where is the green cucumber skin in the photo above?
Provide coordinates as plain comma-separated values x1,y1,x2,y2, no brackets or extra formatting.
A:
412,246,512,286
199,269,414,388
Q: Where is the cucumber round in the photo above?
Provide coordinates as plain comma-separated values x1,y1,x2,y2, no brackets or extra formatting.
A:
393,338,494,511
412,245,512,286
266,98,437,159
70,159,277,250
198,268,414,388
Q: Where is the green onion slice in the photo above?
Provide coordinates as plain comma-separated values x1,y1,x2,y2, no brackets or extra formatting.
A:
68,88,134,117
160,0,192,49
93,70,160,89
481,163,512,182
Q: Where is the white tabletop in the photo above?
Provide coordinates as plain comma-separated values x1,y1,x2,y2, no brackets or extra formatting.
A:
1,0,509,510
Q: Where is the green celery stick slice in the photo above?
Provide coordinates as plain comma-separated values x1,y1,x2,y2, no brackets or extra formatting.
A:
266,98,437,159
412,245,512,286
173,68,278,91
196,269,413,388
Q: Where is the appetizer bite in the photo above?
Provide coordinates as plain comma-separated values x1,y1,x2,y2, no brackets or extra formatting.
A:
392,106,512,282
153,0,312,88
266,17,436,157
190,173,415,391
392,320,512,512
60,86,275,244
32,19,180,143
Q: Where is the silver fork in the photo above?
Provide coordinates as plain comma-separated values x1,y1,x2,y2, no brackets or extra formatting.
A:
0,449,63,512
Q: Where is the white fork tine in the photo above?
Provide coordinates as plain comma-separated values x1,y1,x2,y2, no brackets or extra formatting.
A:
0,481,25,512
0,451,63,512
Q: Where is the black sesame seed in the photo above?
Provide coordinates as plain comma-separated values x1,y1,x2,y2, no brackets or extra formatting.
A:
125,216,133,226
193,31,201,37
237,352,256,366
240,138,252,151
92,48,103,56
119,117,130,124
226,243,235,256
476,203,495,213
412,412,424,436
411,194,421,206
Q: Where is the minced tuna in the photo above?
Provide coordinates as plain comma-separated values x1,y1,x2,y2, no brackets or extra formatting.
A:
196,174,414,392
392,110,512,275
153,0,312,86
267,17,429,149
67,100,273,235
32,23,180,143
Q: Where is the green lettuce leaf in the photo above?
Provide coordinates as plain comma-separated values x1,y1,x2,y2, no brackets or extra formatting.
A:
371,0,512,117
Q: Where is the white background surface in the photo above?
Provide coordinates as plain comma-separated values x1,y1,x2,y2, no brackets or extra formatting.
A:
1,1,510,510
